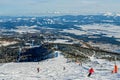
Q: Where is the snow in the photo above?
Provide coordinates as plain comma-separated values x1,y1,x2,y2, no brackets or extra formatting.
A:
88,41,120,51
61,29,87,35
116,13,120,16
103,12,113,16
103,12,120,17
17,18,22,21
0,41,17,47
31,17,36,20
62,24,120,39
46,39,73,44
11,25,39,34
46,38,81,45
0,51,120,80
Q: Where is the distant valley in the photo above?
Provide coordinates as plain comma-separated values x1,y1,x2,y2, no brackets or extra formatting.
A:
0,15,120,62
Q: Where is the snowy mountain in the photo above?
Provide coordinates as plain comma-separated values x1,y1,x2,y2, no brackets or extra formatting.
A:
103,12,120,17
103,12,114,16
0,15,120,80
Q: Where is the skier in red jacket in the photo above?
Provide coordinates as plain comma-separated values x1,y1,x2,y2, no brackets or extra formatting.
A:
112,64,118,73
88,68,94,77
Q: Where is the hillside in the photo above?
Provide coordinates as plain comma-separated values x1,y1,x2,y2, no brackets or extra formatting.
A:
0,51,120,80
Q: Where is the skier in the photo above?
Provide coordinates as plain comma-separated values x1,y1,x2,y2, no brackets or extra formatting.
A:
114,64,118,73
88,68,94,77
112,64,118,73
37,67,40,73
63,66,66,70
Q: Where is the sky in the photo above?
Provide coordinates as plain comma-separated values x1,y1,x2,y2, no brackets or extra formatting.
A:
0,0,120,16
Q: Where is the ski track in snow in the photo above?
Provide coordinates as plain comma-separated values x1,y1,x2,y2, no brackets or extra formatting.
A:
0,54,120,80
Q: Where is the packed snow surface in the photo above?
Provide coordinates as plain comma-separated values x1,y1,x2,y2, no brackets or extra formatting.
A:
0,52,120,80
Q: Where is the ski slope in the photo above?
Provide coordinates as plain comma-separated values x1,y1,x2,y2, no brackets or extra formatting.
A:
0,52,120,80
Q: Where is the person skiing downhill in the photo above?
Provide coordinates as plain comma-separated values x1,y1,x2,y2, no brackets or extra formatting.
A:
63,66,66,70
112,64,118,73
114,64,118,73
88,68,94,77
37,67,40,73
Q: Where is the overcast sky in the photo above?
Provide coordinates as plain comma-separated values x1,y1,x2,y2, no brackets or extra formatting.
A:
0,0,120,16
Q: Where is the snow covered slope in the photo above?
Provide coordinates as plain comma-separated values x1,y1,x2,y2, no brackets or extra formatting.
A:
0,52,120,80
